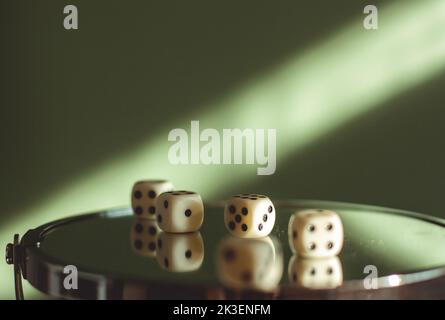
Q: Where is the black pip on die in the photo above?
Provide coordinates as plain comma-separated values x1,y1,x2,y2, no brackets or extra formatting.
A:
131,180,174,219
156,191,204,233
224,194,276,238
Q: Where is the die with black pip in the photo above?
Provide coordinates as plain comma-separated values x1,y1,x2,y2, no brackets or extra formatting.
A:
156,191,204,233
224,194,276,238
131,180,174,219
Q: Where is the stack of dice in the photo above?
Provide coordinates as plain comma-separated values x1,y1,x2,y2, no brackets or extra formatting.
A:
130,180,204,272
217,194,283,291
287,209,344,289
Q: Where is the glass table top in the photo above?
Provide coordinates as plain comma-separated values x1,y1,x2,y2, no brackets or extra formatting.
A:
26,200,445,298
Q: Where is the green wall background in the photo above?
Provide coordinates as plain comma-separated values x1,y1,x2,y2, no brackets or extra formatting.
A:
1,0,445,299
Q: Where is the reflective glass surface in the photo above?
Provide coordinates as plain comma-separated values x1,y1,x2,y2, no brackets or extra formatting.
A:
38,200,445,292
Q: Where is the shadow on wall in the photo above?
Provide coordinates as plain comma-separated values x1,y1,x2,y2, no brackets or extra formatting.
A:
0,0,367,220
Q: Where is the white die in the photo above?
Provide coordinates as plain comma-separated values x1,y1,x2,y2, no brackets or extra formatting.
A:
130,219,161,257
155,191,204,233
131,180,174,219
156,232,204,272
217,235,283,291
224,194,276,238
288,255,343,289
288,209,343,258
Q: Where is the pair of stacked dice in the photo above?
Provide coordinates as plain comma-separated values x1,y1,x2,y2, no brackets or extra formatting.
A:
287,209,344,289
131,180,204,272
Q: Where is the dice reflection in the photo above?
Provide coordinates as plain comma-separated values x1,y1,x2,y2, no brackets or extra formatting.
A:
130,219,161,257
288,255,343,289
217,235,283,291
156,191,204,233
156,231,204,272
